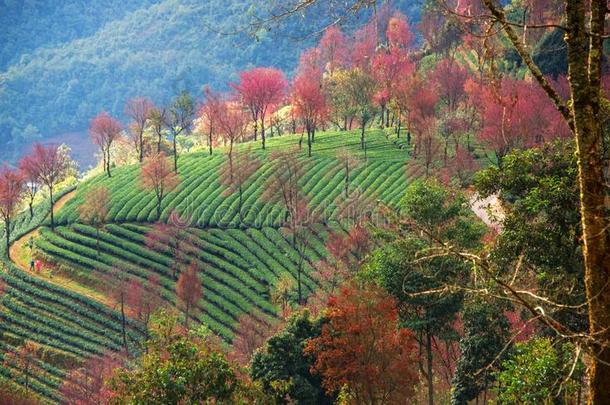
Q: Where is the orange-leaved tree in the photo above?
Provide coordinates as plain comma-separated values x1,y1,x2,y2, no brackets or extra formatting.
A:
176,261,203,329
78,186,110,256
140,152,180,220
305,284,418,405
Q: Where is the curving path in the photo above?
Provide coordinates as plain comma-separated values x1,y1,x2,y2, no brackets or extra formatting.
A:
8,190,114,307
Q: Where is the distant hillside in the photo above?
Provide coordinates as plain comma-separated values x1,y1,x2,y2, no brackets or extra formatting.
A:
0,0,421,163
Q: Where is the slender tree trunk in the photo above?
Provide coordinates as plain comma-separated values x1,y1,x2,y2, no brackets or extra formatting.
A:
96,226,100,256
28,198,34,219
106,149,112,177
120,297,128,354
379,105,385,128
4,218,10,259
311,126,315,143
238,183,244,222
173,136,178,173
397,118,402,139
426,327,434,405
157,132,162,153
184,303,190,329
139,130,144,162
261,116,266,149
24,364,30,393
307,125,312,157
49,186,55,230
386,108,390,128
253,118,258,141
156,194,162,221
229,140,234,182
208,128,213,156
345,163,349,198
343,116,348,131
360,121,366,150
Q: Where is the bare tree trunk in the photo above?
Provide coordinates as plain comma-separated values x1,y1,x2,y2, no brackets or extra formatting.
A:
565,2,610,402
96,226,100,256
208,128,213,156
426,327,434,405
173,136,178,173
360,121,366,150
49,186,55,230
120,297,128,354
4,218,10,259
261,116,266,149
139,130,144,162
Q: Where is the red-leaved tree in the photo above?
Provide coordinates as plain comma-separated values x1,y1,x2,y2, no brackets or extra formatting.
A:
125,97,154,162
231,67,288,149
216,100,250,179
318,26,349,75
140,152,180,220
126,274,163,339
0,165,24,257
199,86,223,156
90,111,123,177
176,261,203,329
219,147,261,222
145,215,195,279
78,186,110,256
18,155,40,219
24,144,69,230
305,284,418,404
60,352,123,405
291,66,327,157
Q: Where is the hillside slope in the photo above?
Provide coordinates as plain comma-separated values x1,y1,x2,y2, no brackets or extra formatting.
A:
0,130,413,402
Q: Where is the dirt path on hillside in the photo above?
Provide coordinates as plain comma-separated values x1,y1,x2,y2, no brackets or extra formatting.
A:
8,190,114,307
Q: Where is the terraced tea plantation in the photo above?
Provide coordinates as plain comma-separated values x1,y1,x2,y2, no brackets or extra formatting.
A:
0,130,414,402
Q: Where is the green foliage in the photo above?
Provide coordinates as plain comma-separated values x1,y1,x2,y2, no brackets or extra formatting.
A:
451,298,510,405
110,310,265,404
474,141,586,331
0,0,420,161
401,178,485,249
495,338,584,404
250,311,333,405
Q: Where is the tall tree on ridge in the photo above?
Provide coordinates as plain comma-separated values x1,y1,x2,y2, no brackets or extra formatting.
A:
0,165,24,257
199,86,223,156
149,106,167,154
216,100,250,181
166,91,195,173
140,152,180,221
291,65,327,157
18,155,40,220
25,144,69,230
125,97,154,163
78,186,110,256
90,111,122,177
231,67,287,149
219,147,261,222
